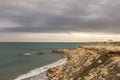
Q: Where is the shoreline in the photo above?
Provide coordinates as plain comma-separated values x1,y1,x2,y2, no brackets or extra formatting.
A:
14,57,67,80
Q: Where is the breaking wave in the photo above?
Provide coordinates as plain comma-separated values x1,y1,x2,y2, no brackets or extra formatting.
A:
14,58,67,80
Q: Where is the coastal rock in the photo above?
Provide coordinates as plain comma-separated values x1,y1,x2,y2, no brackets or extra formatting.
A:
47,45,120,80
108,51,120,56
47,66,63,79
51,49,71,54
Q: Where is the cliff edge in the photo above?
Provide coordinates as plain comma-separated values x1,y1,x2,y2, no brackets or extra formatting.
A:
48,45,120,80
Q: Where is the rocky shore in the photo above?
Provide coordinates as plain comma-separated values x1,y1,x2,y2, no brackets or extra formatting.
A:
47,45,120,80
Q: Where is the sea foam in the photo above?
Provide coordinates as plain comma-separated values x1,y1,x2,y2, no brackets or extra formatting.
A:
14,58,67,80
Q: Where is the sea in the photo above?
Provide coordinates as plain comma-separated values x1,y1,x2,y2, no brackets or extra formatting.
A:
0,42,93,80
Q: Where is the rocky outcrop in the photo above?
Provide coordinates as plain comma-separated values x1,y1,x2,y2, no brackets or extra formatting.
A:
47,45,120,80
47,65,63,79
51,49,71,54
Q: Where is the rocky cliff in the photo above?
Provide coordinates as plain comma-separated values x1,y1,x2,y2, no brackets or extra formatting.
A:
48,45,120,80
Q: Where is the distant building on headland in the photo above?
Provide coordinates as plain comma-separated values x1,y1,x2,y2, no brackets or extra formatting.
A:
96,40,120,45
107,39,114,43
96,40,114,45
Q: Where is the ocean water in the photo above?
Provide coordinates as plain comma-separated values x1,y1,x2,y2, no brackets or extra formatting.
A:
0,42,93,80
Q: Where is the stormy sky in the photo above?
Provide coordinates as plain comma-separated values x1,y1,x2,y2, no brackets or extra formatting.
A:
0,0,120,42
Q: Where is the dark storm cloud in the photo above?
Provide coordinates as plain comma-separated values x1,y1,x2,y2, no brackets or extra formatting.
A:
0,0,120,33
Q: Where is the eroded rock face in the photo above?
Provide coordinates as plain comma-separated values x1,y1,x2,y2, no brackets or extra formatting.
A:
47,45,120,80
47,66,63,79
